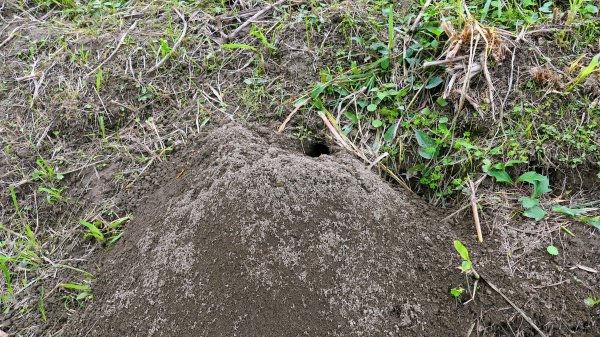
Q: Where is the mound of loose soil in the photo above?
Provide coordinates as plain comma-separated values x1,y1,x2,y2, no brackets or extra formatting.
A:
62,124,599,336
62,124,466,336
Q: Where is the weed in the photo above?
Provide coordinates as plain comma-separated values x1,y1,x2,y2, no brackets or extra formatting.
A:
61,282,93,305
585,296,600,307
80,216,130,247
95,68,103,92
38,186,65,205
39,285,47,322
99,114,106,143
9,185,21,218
250,24,278,55
566,53,600,92
451,240,480,304
454,240,475,275
450,287,464,298
32,158,64,186
546,245,559,256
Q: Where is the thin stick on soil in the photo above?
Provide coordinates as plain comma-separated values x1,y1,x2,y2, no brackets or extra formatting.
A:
317,110,413,193
316,110,352,151
410,0,432,32
277,98,307,133
0,25,23,49
482,276,548,337
226,0,288,41
146,8,187,75
468,180,483,242
441,202,471,222
422,55,469,67
85,21,138,79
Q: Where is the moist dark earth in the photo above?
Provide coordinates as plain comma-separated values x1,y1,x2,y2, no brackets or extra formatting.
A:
60,124,599,336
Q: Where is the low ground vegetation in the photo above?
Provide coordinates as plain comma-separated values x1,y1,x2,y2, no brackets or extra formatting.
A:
0,0,599,335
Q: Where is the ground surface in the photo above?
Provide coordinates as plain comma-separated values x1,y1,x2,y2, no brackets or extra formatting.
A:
63,124,600,336
1,0,599,336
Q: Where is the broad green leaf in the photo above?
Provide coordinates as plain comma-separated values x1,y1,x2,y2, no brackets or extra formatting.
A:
310,83,328,99
425,76,444,89
383,123,398,142
517,171,551,197
293,97,309,108
367,103,378,112
546,245,559,256
415,130,436,148
344,111,358,124
453,240,471,263
481,159,492,172
519,196,540,208
523,206,547,221
505,159,527,167
426,25,444,36
551,205,589,217
487,169,512,183
418,147,434,159
371,119,384,128
461,260,472,272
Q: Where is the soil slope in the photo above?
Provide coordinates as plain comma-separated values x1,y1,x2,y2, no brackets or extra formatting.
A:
63,124,466,336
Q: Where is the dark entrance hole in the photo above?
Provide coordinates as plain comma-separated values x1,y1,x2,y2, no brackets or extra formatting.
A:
305,142,331,157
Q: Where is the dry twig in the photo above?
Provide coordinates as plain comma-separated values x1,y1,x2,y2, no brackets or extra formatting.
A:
277,98,307,133
468,179,484,242
226,0,288,40
482,276,548,337
85,21,138,78
146,8,188,75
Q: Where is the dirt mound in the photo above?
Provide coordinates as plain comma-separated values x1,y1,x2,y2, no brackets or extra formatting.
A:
62,124,467,336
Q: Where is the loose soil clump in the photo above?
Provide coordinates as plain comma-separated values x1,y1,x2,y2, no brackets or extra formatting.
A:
63,124,466,336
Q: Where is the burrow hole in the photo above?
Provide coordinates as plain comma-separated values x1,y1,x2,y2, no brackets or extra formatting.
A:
305,142,331,157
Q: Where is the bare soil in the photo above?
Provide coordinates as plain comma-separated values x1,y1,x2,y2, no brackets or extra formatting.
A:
60,124,599,336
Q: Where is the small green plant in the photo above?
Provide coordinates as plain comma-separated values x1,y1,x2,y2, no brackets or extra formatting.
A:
516,171,552,221
38,186,64,205
250,24,277,55
32,158,64,185
482,159,527,183
566,53,600,92
61,282,93,303
95,68,103,91
99,114,106,143
552,205,600,230
450,287,464,298
159,38,172,59
9,185,21,218
452,240,480,303
0,255,13,299
80,216,130,247
546,245,559,256
39,285,47,322
585,296,600,307
454,240,476,275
